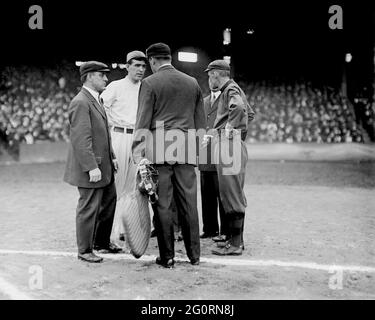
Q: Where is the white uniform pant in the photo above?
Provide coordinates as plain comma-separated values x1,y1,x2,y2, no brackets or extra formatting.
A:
109,128,138,245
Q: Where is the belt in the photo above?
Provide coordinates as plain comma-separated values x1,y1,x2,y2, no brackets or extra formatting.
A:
113,126,134,134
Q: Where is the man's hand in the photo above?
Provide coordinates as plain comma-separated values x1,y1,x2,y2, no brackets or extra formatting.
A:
201,134,213,148
89,168,102,182
224,122,239,139
112,159,119,172
137,158,152,169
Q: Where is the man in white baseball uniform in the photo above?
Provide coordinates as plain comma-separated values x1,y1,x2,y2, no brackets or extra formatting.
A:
101,50,147,247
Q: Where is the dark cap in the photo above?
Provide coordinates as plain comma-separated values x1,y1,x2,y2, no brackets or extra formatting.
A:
204,59,231,72
126,50,147,63
79,61,110,77
146,42,171,58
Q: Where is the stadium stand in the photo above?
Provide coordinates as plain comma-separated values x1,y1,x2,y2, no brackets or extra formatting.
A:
0,64,373,159
240,81,366,143
0,65,79,156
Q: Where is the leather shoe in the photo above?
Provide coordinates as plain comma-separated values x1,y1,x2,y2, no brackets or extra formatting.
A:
212,234,227,242
211,243,243,256
94,243,123,254
217,241,245,250
78,252,103,263
155,257,175,269
190,258,200,266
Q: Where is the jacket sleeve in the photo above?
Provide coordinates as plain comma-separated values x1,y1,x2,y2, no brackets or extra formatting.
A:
194,84,207,130
108,121,116,160
132,80,154,164
247,102,255,123
227,87,247,128
69,99,97,172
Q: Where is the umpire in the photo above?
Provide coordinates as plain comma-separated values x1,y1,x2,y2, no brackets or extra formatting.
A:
64,61,122,263
132,43,206,268
204,60,255,256
198,85,228,240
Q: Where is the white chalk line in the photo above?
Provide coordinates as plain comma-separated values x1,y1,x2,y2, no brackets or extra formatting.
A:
0,274,33,300
1,249,375,273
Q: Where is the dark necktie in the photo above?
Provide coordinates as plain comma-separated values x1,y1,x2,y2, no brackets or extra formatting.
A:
210,93,215,107
98,95,108,119
98,96,105,111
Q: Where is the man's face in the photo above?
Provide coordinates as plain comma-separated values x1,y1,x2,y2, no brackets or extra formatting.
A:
90,72,108,93
126,59,147,82
208,70,219,90
209,78,220,92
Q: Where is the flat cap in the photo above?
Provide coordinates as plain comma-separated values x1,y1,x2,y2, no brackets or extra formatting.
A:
204,59,231,72
126,50,147,63
146,42,171,58
80,61,110,77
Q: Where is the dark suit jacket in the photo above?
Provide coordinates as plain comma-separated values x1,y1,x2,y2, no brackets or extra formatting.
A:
198,94,220,171
63,88,116,188
132,65,206,165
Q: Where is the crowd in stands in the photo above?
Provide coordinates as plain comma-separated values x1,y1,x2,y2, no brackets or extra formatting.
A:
241,81,365,143
353,92,375,141
0,65,79,147
0,65,372,150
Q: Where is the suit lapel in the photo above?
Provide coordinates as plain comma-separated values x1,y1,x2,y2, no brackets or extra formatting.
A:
81,88,107,120
207,93,221,116
203,97,211,115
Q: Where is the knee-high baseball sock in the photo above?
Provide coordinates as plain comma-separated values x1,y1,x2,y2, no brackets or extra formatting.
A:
229,213,244,247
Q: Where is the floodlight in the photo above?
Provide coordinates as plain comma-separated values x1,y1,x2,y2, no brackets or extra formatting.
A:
178,52,198,63
223,28,231,45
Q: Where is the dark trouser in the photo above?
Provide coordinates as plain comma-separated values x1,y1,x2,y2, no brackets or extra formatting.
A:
215,138,248,247
152,198,180,233
200,171,228,236
152,164,200,261
76,180,117,254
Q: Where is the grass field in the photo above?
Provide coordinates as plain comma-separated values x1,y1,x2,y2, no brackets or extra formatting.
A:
0,160,374,300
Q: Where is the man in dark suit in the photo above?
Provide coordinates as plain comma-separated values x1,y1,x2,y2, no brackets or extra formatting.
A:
203,60,255,256
132,43,206,268
64,61,122,263
198,86,228,240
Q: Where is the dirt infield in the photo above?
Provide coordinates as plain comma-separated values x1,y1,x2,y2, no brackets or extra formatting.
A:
0,161,374,300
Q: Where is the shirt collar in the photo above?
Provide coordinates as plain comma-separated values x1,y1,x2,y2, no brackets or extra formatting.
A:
124,75,141,86
83,85,100,104
157,63,172,71
213,91,221,99
219,79,233,92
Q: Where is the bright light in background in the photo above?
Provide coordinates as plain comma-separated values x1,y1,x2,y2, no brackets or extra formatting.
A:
118,64,127,69
178,52,198,63
223,28,231,45
223,56,231,65
112,63,118,69
75,61,84,67
246,29,255,35
345,53,352,63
